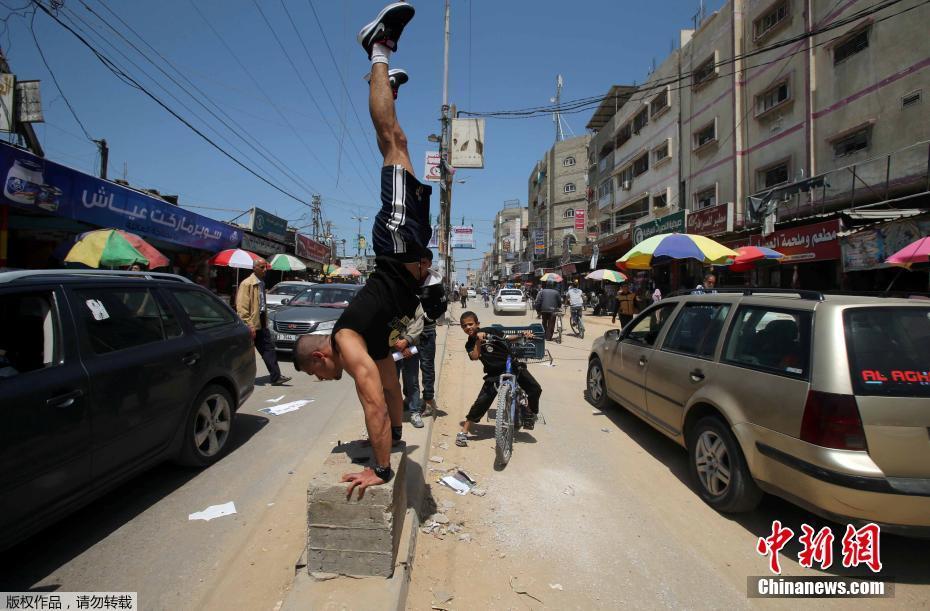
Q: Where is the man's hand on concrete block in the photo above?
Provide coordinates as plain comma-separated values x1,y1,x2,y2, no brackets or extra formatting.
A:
341,467,385,500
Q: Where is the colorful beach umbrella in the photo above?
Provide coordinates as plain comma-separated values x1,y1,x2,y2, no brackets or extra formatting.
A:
327,266,361,277
885,236,930,269
209,248,266,269
727,245,784,272
268,253,307,272
618,233,737,270
586,269,628,283
64,228,150,268
539,272,563,283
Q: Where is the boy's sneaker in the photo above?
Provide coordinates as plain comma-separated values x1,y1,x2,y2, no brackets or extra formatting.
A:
522,414,537,430
455,432,468,447
364,68,409,99
357,2,416,59
410,411,424,428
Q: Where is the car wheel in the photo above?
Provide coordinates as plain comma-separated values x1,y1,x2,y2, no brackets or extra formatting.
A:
687,416,762,513
176,384,235,467
586,357,614,409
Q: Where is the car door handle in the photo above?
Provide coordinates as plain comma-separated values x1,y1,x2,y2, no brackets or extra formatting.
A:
690,369,705,382
638,356,648,367
182,352,200,366
47,389,84,408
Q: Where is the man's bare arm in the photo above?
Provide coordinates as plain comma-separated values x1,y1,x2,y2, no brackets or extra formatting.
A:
335,329,392,467
468,333,484,361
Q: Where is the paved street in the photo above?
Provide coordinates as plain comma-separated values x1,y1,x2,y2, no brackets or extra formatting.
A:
0,353,365,610
409,305,930,610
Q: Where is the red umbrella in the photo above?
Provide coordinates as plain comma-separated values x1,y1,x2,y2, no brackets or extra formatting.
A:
209,248,266,269
727,246,784,272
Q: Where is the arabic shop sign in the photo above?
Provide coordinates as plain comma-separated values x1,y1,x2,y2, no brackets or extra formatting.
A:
295,232,330,264
686,202,732,236
754,219,841,262
0,142,239,251
250,207,288,242
632,209,686,244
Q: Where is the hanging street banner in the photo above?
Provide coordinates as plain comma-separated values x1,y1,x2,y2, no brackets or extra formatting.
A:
632,209,686,244
450,225,475,249
450,118,485,168
0,142,239,251
250,207,288,242
424,151,441,182
574,208,586,231
295,233,330,264
0,74,14,132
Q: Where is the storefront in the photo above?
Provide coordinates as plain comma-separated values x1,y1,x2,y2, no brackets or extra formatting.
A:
632,210,689,293
841,214,930,293
0,142,240,276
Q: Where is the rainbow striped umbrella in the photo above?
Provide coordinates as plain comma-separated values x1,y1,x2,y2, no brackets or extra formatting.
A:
64,229,150,268
586,269,627,283
618,233,737,270
539,272,563,283
727,246,784,272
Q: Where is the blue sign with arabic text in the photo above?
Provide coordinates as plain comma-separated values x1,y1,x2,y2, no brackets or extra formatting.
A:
0,142,240,251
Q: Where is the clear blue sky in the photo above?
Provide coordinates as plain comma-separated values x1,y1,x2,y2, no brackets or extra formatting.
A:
5,0,722,281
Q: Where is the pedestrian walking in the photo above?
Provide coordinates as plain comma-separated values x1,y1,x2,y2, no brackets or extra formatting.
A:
236,259,291,386
534,281,561,340
615,282,636,329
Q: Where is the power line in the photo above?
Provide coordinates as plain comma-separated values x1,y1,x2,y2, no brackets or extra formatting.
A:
250,0,379,196
75,0,323,201
28,8,94,142
460,0,913,119
32,0,310,204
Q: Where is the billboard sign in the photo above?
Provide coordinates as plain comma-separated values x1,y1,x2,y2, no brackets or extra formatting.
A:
424,151,441,182
533,228,546,257
754,219,841,263
0,74,14,132
0,142,239,251
686,202,732,236
450,118,485,168
250,207,288,242
450,225,475,249
574,208,586,231
295,233,330,264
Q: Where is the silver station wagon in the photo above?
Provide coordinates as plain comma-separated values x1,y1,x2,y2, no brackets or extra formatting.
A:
586,288,930,535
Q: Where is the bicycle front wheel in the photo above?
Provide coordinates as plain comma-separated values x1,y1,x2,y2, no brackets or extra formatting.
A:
494,384,515,468
554,315,563,344
569,313,579,335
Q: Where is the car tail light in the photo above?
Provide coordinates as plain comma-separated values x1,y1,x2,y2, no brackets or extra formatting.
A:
799,391,867,451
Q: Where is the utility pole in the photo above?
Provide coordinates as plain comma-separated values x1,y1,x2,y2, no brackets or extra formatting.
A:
350,213,369,256
310,194,322,240
438,0,453,290
94,138,108,179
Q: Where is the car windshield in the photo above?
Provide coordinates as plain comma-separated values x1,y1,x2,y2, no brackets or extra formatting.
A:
501,290,523,297
290,287,356,307
269,284,309,296
845,307,930,397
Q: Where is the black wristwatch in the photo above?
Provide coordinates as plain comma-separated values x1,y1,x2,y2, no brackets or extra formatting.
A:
372,464,393,483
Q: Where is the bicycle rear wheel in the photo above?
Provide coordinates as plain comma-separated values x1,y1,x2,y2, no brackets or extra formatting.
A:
494,384,515,468
569,313,579,335
554,314,563,344
578,315,585,339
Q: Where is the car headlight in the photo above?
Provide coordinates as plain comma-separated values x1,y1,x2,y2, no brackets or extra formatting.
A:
312,320,336,334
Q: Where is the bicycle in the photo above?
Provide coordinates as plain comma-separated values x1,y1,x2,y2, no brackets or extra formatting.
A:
569,306,585,339
552,308,564,344
483,326,548,469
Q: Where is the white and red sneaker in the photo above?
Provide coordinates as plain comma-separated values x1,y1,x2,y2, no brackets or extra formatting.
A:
364,68,409,99
357,2,416,59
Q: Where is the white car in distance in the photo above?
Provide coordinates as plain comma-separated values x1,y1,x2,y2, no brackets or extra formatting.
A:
266,281,316,310
493,288,527,314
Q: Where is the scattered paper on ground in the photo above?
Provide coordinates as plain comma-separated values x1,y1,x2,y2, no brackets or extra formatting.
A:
258,400,312,416
266,395,286,403
188,501,237,522
441,475,472,495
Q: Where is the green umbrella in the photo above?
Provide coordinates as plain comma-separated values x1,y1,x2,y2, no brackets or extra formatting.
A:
268,254,307,272
64,229,149,268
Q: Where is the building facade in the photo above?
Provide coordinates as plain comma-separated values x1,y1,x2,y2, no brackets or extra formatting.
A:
491,201,528,281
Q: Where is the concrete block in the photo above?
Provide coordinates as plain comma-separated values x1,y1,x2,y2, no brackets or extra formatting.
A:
306,440,407,577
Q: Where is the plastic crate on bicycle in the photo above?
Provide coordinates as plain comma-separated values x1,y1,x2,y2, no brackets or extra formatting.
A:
456,311,543,447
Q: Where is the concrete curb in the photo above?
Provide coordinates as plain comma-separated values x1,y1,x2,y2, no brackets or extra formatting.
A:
281,322,451,610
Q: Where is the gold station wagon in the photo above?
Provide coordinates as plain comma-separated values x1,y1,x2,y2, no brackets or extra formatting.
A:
586,289,930,535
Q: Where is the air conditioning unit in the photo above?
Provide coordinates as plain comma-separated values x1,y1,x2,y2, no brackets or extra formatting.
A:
622,180,632,190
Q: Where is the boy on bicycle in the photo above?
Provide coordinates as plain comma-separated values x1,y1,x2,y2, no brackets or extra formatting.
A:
456,311,542,447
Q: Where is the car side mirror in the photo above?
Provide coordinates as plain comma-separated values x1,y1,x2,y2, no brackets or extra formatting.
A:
281,298,290,305
605,329,621,342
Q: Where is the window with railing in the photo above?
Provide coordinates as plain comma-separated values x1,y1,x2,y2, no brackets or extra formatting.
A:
616,122,633,148
653,139,671,164
632,108,649,134
617,165,634,189
650,88,670,118
692,53,717,88
652,190,668,208
834,26,870,65
616,196,650,223
755,80,790,116
758,160,789,190
832,126,872,158
694,186,717,209
693,119,717,150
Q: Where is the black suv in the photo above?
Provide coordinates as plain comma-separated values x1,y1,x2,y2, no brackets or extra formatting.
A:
0,270,256,549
